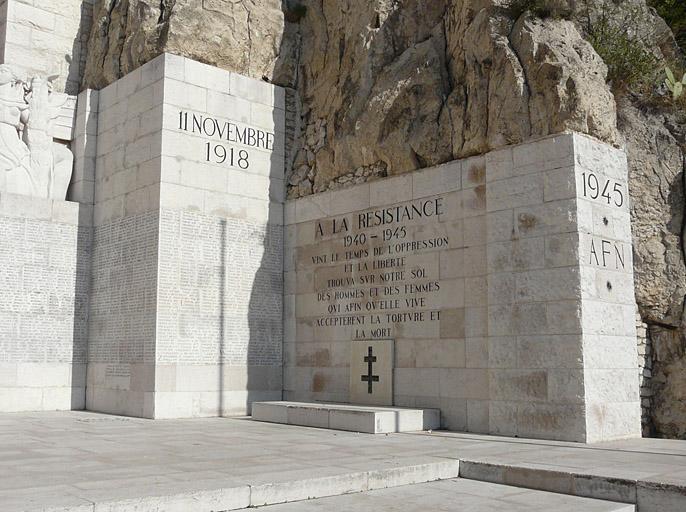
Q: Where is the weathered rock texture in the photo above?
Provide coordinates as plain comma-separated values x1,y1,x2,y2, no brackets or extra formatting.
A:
608,1,686,437
83,0,295,90
289,0,619,195
82,0,686,437
622,100,686,437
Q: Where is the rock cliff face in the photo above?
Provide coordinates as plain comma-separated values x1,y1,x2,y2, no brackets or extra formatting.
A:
83,0,294,90
621,100,686,436
83,0,686,436
289,1,618,195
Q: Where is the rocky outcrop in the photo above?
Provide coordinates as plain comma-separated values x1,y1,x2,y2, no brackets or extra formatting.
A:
603,1,686,437
620,100,686,436
288,0,618,196
621,103,685,329
81,0,686,436
82,0,296,90
84,1,619,195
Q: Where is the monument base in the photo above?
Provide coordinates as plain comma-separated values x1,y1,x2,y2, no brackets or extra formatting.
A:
252,401,440,433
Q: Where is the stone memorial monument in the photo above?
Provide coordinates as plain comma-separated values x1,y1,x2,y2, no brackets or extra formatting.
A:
0,52,642,442
281,133,641,442
3,1,686,508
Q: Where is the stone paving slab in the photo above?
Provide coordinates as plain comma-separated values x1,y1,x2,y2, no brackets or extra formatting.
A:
1,412,686,511
0,412,458,511
254,478,635,512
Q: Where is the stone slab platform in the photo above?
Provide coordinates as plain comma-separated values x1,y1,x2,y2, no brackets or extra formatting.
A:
1,412,685,511
252,401,440,433
259,478,635,512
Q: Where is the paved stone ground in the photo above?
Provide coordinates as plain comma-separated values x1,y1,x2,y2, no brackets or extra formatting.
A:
258,478,634,511
2,411,686,511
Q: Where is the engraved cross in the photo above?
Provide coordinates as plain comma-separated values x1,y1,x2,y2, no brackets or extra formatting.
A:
361,346,379,394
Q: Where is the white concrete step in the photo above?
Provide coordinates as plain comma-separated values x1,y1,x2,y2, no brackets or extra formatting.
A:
248,478,636,511
251,401,440,433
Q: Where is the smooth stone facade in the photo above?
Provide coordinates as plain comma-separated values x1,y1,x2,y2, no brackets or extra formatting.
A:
85,53,285,418
252,401,440,433
284,133,641,442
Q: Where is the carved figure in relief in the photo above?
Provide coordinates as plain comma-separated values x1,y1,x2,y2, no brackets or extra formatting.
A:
0,65,73,200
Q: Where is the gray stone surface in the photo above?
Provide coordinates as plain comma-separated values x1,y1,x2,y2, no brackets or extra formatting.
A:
258,478,634,512
68,88,98,204
2,412,686,511
0,411,459,511
252,401,440,433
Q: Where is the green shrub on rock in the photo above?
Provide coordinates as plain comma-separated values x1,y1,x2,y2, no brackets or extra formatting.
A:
580,2,659,94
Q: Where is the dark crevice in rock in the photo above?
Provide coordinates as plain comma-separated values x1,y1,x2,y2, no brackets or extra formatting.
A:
99,0,120,74
508,16,534,139
158,0,175,50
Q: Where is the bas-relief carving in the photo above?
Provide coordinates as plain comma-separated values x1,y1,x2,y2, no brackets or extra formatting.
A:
0,66,73,200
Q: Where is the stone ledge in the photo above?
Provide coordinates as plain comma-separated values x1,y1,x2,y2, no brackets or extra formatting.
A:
459,459,686,511
0,191,90,225
24,459,460,512
252,401,440,433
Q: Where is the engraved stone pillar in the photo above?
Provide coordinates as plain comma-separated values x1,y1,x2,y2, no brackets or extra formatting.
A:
86,54,284,418
485,134,641,442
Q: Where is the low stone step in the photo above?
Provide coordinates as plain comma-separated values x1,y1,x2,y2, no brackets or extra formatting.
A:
251,401,440,433
458,459,685,511
16,459,461,512
247,478,636,512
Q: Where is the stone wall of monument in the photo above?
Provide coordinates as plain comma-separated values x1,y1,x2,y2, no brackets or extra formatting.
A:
85,55,164,417
0,0,93,94
73,0,686,437
573,134,641,440
636,314,653,436
284,133,641,442
153,210,283,417
156,212,282,367
0,193,90,411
